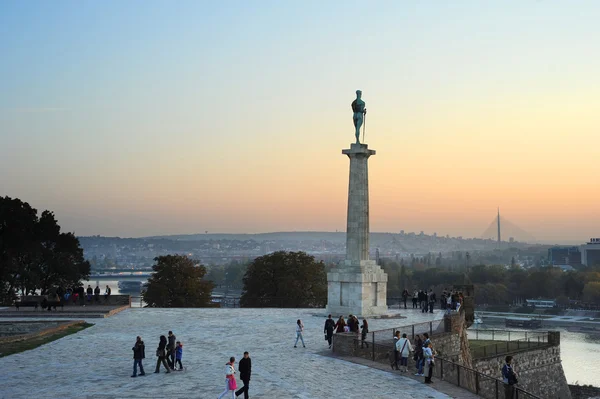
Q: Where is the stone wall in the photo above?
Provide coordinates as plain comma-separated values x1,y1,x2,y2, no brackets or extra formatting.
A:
0,320,86,344
569,384,600,399
0,321,65,336
17,294,131,307
473,343,572,399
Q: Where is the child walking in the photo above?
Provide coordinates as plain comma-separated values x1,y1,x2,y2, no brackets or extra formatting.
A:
175,341,183,370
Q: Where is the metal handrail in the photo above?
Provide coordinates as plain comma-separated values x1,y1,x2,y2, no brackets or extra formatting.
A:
436,355,544,399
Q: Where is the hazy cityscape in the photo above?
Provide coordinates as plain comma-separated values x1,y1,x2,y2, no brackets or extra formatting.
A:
2,1,600,399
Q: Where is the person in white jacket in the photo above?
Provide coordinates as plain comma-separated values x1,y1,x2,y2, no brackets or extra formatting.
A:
395,333,413,372
294,319,306,348
217,357,237,399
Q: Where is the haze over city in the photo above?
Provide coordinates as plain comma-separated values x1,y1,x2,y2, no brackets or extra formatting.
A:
1,1,598,243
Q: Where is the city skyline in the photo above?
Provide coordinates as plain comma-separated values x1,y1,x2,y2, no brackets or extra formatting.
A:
1,1,599,243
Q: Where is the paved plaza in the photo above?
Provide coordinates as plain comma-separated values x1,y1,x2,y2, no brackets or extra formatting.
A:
0,308,451,399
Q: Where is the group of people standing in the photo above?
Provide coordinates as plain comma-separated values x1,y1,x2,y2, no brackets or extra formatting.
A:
392,332,436,384
323,314,369,349
130,330,184,378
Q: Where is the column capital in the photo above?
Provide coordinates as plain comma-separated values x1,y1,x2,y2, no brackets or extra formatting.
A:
342,143,376,156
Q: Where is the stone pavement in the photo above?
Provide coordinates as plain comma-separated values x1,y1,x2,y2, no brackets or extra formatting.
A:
0,308,460,399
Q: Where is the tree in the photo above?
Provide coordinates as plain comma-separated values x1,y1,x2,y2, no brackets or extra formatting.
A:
583,282,600,304
142,255,214,307
240,251,326,308
0,196,90,303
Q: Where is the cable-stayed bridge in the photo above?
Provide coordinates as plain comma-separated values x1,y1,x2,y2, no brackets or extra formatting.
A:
480,211,536,243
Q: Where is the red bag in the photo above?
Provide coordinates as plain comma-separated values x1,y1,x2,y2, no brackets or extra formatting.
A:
228,377,237,390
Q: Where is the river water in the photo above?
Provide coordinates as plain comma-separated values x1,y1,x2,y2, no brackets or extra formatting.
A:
469,323,600,386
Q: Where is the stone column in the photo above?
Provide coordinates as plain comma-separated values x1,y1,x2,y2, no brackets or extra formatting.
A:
326,142,388,317
343,143,375,268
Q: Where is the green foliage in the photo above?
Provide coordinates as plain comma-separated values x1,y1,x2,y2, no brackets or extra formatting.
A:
142,255,215,307
0,196,90,304
205,261,248,289
583,281,600,304
240,251,326,308
474,283,509,305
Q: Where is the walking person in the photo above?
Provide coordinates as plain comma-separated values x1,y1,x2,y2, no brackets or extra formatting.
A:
167,331,177,369
324,314,335,349
423,341,435,384
175,341,183,370
396,333,413,372
360,319,369,348
391,331,401,370
154,335,171,374
104,285,111,302
217,357,237,399
235,352,251,399
294,319,305,348
131,336,146,377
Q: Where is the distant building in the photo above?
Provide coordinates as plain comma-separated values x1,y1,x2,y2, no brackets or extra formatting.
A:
509,237,515,243
581,238,600,266
525,298,556,308
548,246,581,266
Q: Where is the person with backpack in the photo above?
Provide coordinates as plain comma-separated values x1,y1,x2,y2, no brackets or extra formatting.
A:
131,336,146,377
154,335,171,374
217,357,237,399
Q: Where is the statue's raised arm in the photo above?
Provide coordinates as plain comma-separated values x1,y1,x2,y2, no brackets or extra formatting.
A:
351,90,366,143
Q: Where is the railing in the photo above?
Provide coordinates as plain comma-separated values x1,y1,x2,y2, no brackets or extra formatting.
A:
434,356,543,399
371,319,446,344
468,329,547,341
468,330,549,358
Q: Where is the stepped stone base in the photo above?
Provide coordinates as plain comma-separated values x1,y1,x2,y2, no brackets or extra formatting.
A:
326,260,388,317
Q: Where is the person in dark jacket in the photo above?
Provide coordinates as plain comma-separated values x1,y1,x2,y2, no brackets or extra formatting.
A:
94,285,101,303
402,289,409,309
86,285,93,302
167,331,176,370
235,351,251,399
154,335,171,373
131,336,146,377
324,314,335,349
360,319,369,348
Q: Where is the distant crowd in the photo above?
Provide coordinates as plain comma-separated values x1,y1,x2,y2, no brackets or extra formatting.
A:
35,284,113,310
398,288,465,313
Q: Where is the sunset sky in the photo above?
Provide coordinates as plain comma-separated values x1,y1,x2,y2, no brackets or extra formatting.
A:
1,1,599,243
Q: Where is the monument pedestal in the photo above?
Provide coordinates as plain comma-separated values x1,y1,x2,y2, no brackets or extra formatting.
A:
326,143,388,317
326,260,388,316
